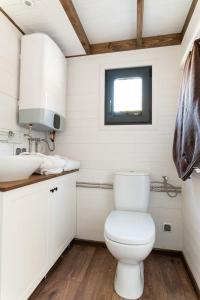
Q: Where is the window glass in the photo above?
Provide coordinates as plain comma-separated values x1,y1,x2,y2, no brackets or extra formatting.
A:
113,77,142,114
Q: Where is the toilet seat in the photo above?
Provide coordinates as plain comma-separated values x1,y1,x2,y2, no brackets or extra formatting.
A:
105,211,155,245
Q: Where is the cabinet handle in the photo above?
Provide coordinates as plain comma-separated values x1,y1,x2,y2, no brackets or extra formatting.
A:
54,187,58,192
50,189,54,193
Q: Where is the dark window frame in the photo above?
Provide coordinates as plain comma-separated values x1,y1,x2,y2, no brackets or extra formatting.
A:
105,66,152,125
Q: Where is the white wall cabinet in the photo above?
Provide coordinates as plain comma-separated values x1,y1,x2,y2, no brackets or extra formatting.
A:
0,172,77,300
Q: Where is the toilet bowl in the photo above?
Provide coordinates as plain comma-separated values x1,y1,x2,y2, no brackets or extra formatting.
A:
104,211,155,299
104,172,155,299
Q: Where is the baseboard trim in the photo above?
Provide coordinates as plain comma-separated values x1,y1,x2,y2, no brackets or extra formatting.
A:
73,238,106,247
152,247,182,257
73,239,182,255
73,238,200,298
181,253,200,299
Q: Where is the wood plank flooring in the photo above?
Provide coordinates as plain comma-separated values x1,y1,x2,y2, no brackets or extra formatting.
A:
29,242,198,300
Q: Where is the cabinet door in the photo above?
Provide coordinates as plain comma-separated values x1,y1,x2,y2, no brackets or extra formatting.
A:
1,185,49,300
64,173,77,241
48,173,77,267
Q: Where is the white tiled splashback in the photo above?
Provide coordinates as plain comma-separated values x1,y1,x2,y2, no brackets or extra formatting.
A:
0,143,14,156
0,137,33,156
0,129,28,156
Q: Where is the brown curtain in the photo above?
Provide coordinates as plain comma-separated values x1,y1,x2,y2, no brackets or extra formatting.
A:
173,39,200,181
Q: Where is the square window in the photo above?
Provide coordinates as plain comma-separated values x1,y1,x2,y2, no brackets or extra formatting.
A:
105,66,152,125
113,77,143,113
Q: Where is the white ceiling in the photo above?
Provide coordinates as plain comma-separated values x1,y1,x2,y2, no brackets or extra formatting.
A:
73,0,192,42
0,0,85,56
73,0,137,44
143,0,192,37
0,0,193,56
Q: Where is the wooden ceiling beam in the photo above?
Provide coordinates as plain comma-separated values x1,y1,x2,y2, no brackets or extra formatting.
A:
59,0,91,54
90,39,137,55
142,33,182,48
0,7,24,34
136,0,144,48
1,1,197,57
182,0,198,38
90,33,182,55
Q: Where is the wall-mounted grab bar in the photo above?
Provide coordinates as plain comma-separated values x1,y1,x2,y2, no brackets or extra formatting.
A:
76,176,181,198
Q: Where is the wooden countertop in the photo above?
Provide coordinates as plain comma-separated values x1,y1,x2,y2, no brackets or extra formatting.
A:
0,169,79,192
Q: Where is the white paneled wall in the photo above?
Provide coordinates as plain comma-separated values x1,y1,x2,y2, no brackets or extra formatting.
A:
0,12,45,155
56,46,183,250
180,2,200,289
182,175,200,288
0,12,22,155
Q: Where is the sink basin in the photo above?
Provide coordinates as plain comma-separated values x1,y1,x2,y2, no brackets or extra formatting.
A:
0,156,42,182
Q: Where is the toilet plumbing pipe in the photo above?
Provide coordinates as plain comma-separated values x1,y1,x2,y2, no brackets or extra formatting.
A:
76,178,181,198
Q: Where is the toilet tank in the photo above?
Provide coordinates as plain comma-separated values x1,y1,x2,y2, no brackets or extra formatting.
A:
114,171,150,212
19,33,66,131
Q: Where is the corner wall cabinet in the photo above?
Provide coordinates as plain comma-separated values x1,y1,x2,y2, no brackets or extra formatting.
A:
0,172,77,300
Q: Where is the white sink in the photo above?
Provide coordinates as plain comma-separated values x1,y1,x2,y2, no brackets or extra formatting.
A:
0,156,42,182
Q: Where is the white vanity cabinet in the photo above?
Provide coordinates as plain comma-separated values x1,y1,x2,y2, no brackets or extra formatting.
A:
48,173,76,269
0,171,77,300
0,183,49,300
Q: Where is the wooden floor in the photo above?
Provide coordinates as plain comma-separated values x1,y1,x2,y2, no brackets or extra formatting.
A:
29,242,198,300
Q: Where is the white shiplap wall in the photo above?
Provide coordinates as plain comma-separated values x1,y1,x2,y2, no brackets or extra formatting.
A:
0,12,45,155
182,176,200,288
180,1,200,289
55,46,183,250
0,12,23,155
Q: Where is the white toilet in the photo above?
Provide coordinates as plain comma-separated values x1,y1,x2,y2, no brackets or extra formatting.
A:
104,172,155,300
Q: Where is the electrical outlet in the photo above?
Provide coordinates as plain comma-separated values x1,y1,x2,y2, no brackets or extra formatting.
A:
163,223,172,232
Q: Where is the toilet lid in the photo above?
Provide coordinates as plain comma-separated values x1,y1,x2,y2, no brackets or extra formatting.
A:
104,211,155,245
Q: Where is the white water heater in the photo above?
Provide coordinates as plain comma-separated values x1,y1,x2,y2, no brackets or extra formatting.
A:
19,33,66,131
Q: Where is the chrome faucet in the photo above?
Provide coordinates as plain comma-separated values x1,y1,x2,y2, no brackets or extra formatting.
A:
34,138,41,152
24,125,56,153
24,125,40,152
